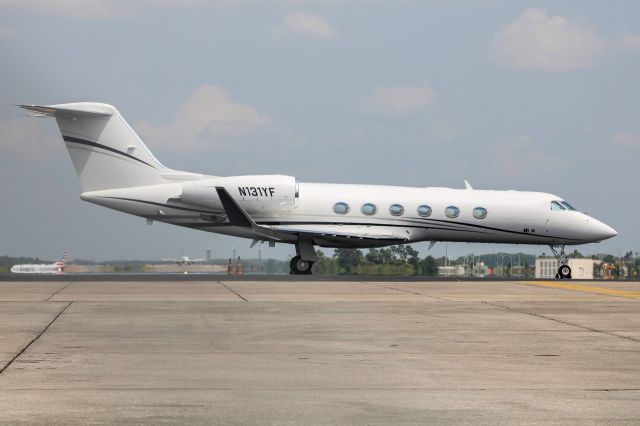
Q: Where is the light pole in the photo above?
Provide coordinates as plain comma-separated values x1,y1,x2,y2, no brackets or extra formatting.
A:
509,255,515,277
445,243,448,277
471,253,475,276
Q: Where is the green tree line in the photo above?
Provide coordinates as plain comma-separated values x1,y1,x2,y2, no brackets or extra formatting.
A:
313,246,439,275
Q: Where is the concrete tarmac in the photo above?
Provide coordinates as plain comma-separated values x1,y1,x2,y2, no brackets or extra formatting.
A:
0,279,639,425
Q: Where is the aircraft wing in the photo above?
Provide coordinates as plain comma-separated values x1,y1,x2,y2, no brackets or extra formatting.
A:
215,187,407,244
269,224,408,243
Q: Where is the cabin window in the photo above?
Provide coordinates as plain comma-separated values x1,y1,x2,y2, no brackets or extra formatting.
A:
561,201,576,211
550,201,565,211
333,202,350,214
361,203,377,216
445,206,460,218
473,207,488,219
417,205,432,217
389,204,404,216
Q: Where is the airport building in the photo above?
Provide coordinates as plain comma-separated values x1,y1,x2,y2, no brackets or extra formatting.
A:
439,262,488,277
535,257,596,279
439,265,466,276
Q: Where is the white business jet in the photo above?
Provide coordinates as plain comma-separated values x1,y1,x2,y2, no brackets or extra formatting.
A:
17,103,617,277
11,252,67,274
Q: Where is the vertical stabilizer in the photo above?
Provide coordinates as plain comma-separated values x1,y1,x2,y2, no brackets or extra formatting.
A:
18,103,167,191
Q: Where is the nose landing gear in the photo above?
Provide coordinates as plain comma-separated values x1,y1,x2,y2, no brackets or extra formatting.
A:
550,245,572,279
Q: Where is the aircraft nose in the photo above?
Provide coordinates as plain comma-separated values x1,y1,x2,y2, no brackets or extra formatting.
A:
600,223,618,240
589,218,617,241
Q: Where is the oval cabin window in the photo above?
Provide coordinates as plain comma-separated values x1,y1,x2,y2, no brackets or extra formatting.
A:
417,205,432,217
333,202,350,214
445,206,460,218
473,207,488,219
361,203,377,216
389,204,404,216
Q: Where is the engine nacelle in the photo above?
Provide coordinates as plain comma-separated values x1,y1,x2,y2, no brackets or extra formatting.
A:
181,175,298,215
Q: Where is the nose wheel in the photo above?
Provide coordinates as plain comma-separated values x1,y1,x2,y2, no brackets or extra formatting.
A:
556,264,572,279
290,255,313,275
550,245,572,279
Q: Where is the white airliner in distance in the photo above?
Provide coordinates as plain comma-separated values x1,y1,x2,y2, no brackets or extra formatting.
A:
17,103,617,277
11,252,67,274
163,256,206,266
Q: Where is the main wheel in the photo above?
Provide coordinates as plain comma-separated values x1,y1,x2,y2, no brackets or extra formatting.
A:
290,255,313,275
558,264,571,279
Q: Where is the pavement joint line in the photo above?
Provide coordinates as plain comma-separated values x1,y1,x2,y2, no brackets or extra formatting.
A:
362,281,451,301
483,301,640,343
2,387,639,392
521,280,640,300
0,301,73,375
216,281,248,302
44,282,73,302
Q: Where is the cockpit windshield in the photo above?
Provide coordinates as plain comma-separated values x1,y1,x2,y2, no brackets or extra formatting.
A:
551,200,578,211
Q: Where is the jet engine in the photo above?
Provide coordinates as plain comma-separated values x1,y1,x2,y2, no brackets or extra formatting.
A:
180,175,298,215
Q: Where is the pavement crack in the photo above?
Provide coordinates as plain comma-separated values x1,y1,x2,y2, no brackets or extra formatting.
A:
0,302,73,375
483,301,640,343
217,281,248,302
363,281,450,301
45,282,72,302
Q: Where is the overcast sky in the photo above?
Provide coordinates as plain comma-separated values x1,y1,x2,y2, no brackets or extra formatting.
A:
0,0,638,261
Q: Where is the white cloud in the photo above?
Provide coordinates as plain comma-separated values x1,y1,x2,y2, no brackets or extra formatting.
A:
490,8,605,72
359,83,434,117
612,131,640,148
136,85,272,152
273,12,336,40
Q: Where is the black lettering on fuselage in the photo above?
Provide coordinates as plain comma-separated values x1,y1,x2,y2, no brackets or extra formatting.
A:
237,186,277,198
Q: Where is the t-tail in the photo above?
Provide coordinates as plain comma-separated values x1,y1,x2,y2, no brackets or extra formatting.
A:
55,251,67,273
17,103,170,192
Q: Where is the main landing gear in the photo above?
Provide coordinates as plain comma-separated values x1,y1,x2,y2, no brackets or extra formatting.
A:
289,240,317,275
290,255,313,275
549,245,572,279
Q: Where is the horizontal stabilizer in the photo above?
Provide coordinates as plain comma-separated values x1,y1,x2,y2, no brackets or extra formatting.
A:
16,103,113,118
